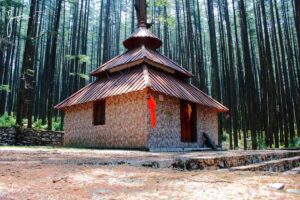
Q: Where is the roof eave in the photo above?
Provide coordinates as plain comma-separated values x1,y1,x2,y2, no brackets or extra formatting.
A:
90,59,193,78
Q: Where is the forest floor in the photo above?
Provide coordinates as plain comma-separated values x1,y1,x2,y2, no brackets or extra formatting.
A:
0,147,299,200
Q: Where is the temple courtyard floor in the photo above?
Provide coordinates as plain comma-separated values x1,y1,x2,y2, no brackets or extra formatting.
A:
0,147,299,199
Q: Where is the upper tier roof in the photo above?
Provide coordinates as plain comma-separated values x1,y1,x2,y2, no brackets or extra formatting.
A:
90,45,193,78
123,25,162,50
91,22,193,78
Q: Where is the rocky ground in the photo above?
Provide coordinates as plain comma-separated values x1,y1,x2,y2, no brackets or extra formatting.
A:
0,147,299,200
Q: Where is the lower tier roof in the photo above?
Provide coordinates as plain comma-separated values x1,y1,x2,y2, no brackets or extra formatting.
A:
55,66,228,112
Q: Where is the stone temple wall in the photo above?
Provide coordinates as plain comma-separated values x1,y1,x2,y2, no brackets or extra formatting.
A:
64,90,148,149
63,89,219,150
147,92,218,150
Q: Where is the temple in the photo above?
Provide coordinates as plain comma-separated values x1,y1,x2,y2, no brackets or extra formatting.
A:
55,0,228,151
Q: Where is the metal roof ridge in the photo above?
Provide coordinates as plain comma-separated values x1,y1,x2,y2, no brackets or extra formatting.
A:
146,48,194,77
142,65,151,87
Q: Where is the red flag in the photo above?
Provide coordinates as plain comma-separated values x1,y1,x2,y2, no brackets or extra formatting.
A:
147,95,157,128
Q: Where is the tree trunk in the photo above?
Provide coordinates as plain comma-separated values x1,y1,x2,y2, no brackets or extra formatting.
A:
16,0,37,127
47,0,63,130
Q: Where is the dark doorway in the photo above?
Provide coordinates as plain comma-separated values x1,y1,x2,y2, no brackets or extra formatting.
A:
180,100,197,142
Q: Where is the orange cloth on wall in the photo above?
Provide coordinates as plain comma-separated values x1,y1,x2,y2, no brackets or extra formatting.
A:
147,95,157,128
187,103,192,119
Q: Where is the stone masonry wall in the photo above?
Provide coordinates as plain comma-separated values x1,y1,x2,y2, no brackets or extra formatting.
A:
63,89,218,150
0,128,63,146
15,129,63,146
64,90,148,149
0,128,16,145
147,92,218,150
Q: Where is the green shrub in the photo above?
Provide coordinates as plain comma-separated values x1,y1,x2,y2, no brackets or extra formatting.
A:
257,138,267,150
0,112,16,127
52,118,62,131
222,132,228,142
32,119,47,130
289,137,300,148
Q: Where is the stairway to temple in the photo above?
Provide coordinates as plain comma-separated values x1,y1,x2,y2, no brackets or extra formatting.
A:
169,150,300,172
229,156,300,172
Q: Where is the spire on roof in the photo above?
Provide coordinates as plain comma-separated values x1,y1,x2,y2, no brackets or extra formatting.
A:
135,0,147,28
123,0,162,50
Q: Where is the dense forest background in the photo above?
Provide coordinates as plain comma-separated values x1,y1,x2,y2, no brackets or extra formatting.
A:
0,0,299,149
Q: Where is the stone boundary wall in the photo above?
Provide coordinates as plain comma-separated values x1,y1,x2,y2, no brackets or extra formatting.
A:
0,128,16,145
0,128,63,146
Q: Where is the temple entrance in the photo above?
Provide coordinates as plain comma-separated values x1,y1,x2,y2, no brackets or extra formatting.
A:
180,100,197,142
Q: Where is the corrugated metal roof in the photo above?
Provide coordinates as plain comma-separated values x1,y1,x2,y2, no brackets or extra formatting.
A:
90,46,193,78
55,67,146,109
56,66,228,112
123,26,162,50
148,68,229,112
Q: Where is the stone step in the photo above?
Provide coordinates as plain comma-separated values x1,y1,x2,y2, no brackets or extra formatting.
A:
229,156,300,172
283,167,300,175
172,151,300,170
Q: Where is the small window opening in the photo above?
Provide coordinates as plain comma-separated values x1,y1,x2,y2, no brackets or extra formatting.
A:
93,100,105,125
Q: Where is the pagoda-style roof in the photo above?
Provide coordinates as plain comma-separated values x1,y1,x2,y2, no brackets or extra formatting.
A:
123,26,162,50
55,1,228,113
91,24,192,78
55,66,228,112
90,45,193,78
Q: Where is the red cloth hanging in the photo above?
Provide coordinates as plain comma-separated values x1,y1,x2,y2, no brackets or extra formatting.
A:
147,95,157,128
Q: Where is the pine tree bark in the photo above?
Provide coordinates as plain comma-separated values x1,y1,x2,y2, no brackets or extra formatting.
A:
207,0,222,146
238,0,257,149
16,0,37,127
295,0,300,53
47,0,63,130
261,0,277,148
223,0,238,149
102,0,111,63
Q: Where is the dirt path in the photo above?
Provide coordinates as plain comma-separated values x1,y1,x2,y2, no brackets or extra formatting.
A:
0,147,299,200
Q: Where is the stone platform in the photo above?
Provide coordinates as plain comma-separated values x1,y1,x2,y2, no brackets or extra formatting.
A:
0,147,299,172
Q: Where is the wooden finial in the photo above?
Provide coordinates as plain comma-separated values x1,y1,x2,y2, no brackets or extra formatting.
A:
135,0,147,27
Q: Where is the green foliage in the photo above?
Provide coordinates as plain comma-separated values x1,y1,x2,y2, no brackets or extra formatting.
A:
0,0,24,8
65,54,90,64
257,138,267,150
77,54,90,64
0,85,10,92
65,55,76,61
289,137,300,148
32,119,47,130
66,0,77,5
27,118,62,131
52,119,62,131
0,112,16,127
158,15,175,27
155,0,169,7
69,72,89,80
25,69,35,76
222,133,228,142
